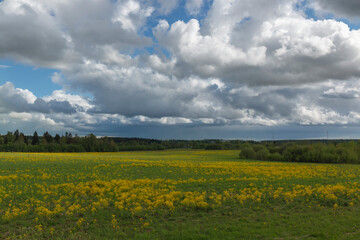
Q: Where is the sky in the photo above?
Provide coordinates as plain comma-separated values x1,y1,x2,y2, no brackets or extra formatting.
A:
1,0,360,140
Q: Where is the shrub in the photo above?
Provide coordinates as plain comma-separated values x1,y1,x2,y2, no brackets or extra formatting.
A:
267,152,283,162
255,148,270,161
239,146,255,159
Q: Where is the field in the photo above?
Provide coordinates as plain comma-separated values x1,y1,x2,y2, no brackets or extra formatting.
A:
2,151,360,239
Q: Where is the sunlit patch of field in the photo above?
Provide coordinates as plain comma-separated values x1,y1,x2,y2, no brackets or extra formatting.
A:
1,150,360,239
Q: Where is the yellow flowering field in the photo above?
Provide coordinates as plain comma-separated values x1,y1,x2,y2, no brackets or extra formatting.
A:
1,150,360,239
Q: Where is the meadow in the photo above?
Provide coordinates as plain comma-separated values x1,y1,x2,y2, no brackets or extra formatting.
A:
1,150,360,239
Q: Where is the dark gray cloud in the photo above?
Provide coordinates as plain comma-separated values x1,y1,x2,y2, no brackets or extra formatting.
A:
0,1,69,68
311,0,360,19
0,82,34,113
52,0,153,54
34,99,76,114
0,82,77,114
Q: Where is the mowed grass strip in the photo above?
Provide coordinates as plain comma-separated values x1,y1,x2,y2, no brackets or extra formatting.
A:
1,150,360,239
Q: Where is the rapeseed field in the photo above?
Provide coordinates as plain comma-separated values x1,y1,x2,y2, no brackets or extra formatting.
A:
1,150,360,239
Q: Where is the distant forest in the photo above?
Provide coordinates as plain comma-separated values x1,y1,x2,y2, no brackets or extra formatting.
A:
0,129,243,152
239,140,360,164
1,129,360,164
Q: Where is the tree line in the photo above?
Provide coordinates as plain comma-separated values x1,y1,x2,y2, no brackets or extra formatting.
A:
239,141,360,164
0,130,244,152
0,130,119,152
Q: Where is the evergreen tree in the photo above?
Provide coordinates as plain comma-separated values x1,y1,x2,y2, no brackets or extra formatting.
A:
16,133,25,144
32,131,39,145
23,133,28,145
5,132,14,144
43,131,53,143
54,134,61,144
66,132,73,144
14,129,20,142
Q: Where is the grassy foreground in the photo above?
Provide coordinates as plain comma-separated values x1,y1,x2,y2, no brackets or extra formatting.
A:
1,150,360,239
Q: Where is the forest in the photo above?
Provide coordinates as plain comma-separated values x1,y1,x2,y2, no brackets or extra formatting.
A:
0,129,243,152
239,140,360,164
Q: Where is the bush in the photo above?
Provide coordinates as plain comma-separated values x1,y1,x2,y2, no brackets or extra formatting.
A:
253,145,266,152
255,148,270,161
239,146,255,159
267,152,283,162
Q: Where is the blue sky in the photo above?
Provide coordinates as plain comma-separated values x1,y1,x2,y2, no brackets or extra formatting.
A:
1,0,360,139
0,59,60,97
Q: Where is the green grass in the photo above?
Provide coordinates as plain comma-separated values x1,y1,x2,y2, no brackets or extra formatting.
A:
1,150,360,239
